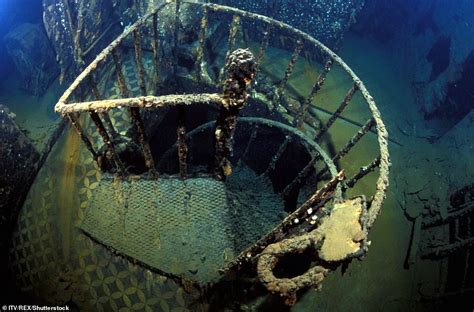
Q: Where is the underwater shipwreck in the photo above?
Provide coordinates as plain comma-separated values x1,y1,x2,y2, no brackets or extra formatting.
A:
1,0,473,311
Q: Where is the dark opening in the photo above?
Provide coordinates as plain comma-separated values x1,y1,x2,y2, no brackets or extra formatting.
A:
426,35,451,82
272,247,314,279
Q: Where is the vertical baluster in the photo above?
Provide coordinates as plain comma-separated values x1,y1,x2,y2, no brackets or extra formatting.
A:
112,48,131,98
262,135,292,176
89,74,119,139
151,12,161,84
295,59,333,128
133,28,147,96
238,124,259,166
275,39,304,102
196,6,208,81
333,118,375,162
89,111,126,176
173,0,181,77
342,156,381,190
282,153,321,197
315,82,358,141
67,113,100,164
177,106,188,179
255,24,272,74
129,107,157,177
219,15,241,82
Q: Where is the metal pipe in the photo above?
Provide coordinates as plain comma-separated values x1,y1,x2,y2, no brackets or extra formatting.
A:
296,59,333,128
89,111,126,176
133,28,147,96
177,106,188,179
129,107,157,177
315,82,358,141
342,156,381,190
151,12,161,83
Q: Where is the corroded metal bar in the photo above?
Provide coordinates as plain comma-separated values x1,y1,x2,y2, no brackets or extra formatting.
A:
88,74,119,139
151,12,160,83
56,94,223,115
238,124,259,165
133,28,147,96
195,6,208,80
343,156,381,190
221,170,345,273
173,0,181,77
111,48,131,98
262,135,292,176
276,39,304,100
282,153,321,197
422,202,474,229
214,49,257,181
296,59,333,128
89,111,126,176
67,113,100,163
129,107,157,177
225,15,241,62
333,118,375,162
421,237,474,259
315,82,358,141
255,24,272,73
177,106,187,179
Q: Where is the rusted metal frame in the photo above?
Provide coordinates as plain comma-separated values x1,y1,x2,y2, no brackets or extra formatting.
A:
55,2,169,110
276,39,304,102
334,118,375,162
195,6,208,80
342,156,381,191
133,28,147,96
295,59,333,128
56,94,222,115
422,202,474,229
221,170,345,273
67,113,100,163
282,153,322,197
237,124,259,165
88,73,119,139
173,0,181,77
129,107,158,177
89,111,126,176
177,106,188,179
315,82,358,141
316,118,375,181
214,49,257,180
421,237,474,259
189,2,390,230
262,135,292,176
111,48,131,98
255,24,272,74
218,15,241,83
151,12,161,83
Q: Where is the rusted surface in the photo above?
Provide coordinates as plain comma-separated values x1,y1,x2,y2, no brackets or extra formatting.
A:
151,13,160,83
133,28,147,96
276,39,304,101
111,48,131,98
214,48,256,180
296,59,333,128
343,156,381,190
177,106,188,179
129,107,157,177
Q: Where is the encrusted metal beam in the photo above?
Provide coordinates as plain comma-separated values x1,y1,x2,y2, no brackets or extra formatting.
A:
88,74,119,139
195,6,208,81
333,118,375,162
173,0,181,77
67,113,100,164
238,124,259,165
282,154,321,197
151,12,161,83
262,135,292,176
343,156,381,190
214,48,256,180
315,82,358,141
177,106,188,179
56,94,223,115
276,39,304,101
111,48,131,98
422,202,474,229
89,111,126,176
133,28,147,96
129,107,157,177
